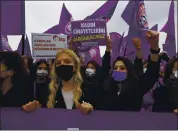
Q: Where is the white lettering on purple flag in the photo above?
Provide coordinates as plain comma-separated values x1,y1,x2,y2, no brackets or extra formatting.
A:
89,48,97,58
136,1,148,29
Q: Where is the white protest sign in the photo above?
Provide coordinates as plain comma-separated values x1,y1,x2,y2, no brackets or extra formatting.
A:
32,33,67,59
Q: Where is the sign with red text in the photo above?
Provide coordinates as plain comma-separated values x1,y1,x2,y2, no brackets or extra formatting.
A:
32,33,67,58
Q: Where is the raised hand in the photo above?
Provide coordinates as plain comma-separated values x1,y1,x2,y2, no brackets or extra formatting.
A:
132,38,141,50
146,30,159,50
132,38,142,59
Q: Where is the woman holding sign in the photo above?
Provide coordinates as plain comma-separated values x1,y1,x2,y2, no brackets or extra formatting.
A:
80,37,112,110
22,48,93,114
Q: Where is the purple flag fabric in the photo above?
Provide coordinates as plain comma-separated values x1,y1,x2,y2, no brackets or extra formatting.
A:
0,0,25,35
124,24,157,61
0,35,12,51
84,0,119,21
140,24,158,60
160,0,176,57
151,24,158,31
121,0,149,60
77,46,102,66
17,35,31,56
44,25,60,34
109,32,122,65
44,3,73,36
119,35,128,57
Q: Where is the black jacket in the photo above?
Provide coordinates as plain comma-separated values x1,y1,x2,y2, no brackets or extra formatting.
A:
164,78,178,111
54,88,83,109
102,57,160,111
80,52,111,110
0,75,32,107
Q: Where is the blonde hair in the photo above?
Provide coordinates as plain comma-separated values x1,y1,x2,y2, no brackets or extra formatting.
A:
47,49,83,108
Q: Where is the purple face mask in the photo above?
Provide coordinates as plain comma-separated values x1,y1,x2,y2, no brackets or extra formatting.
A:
112,70,127,82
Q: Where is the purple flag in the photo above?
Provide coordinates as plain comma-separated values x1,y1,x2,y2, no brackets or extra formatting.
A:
160,0,176,57
77,46,102,66
0,0,25,35
140,24,158,60
44,3,73,36
84,0,119,22
150,24,158,32
44,25,60,34
119,35,128,57
17,35,31,56
109,32,123,65
124,24,157,60
0,35,12,51
121,0,149,60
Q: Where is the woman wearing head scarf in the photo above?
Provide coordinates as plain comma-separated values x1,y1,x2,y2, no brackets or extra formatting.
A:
81,37,112,110
32,60,50,107
22,49,93,114
0,51,32,107
164,56,178,113
102,30,161,111
132,38,171,112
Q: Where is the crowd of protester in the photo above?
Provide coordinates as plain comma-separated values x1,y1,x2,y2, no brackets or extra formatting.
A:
0,30,178,114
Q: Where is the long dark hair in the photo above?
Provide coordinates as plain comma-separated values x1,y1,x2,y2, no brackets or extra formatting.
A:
0,51,28,86
112,56,138,82
164,57,178,81
33,60,49,80
86,60,101,77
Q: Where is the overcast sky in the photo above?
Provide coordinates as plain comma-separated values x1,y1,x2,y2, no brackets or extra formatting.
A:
7,1,177,56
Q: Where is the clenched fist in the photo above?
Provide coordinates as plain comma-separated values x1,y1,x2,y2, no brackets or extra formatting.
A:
132,38,141,49
146,30,159,50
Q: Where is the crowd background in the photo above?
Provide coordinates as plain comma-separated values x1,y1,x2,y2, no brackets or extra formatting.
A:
1,30,178,114
0,0,178,115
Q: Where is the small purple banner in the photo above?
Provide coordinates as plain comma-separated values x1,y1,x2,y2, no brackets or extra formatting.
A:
78,46,102,65
71,20,107,46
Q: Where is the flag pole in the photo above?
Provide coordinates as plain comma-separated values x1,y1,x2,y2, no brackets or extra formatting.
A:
22,35,25,55
0,0,3,51
21,0,26,55
118,32,125,54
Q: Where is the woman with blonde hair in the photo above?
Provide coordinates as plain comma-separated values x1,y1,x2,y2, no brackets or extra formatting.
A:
22,48,93,114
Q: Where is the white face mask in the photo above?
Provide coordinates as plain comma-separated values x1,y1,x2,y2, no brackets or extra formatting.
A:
173,70,178,78
143,68,147,73
36,70,48,75
36,70,48,83
85,68,96,77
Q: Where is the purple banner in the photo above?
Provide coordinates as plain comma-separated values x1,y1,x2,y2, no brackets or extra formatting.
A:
71,20,107,46
78,46,102,65
1,108,177,130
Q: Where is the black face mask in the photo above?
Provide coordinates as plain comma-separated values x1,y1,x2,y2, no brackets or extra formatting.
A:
55,65,74,81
